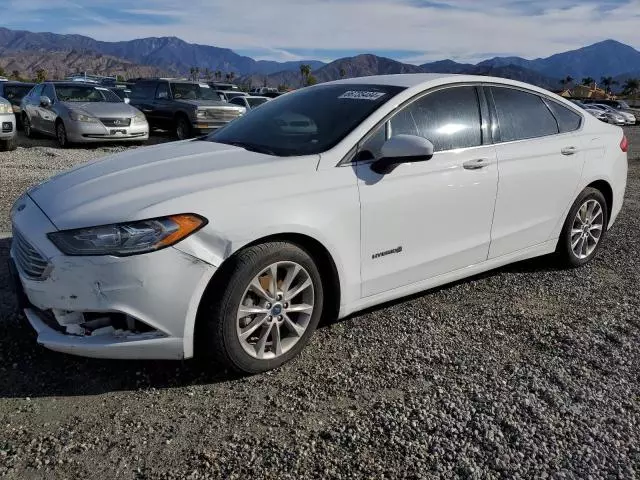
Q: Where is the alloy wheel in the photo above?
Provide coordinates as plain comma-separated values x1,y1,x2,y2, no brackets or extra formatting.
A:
570,199,604,259
236,261,315,360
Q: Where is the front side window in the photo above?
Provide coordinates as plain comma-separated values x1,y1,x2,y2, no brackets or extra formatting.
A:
389,86,482,152
2,85,33,105
155,83,170,100
491,87,558,142
55,85,121,103
208,84,405,156
170,83,220,101
31,84,45,98
544,99,582,133
43,84,56,101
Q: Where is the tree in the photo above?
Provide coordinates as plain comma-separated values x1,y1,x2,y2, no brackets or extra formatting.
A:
622,78,640,97
299,64,311,87
0,67,5,77
229,71,235,83
581,77,595,86
600,76,618,94
11,70,20,80
564,75,574,88
339,67,347,79
306,74,318,86
215,70,222,81
35,68,47,83
204,68,212,80
116,74,125,82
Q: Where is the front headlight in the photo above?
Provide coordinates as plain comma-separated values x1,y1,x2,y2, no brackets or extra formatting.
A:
0,103,13,114
132,111,147,125
69,111,99,123
47,214,207,256
196,109,207,119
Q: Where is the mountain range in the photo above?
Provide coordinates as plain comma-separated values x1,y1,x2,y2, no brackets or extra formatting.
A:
1,27,640,90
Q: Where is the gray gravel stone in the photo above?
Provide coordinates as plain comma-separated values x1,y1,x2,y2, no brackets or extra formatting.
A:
0,128,639,479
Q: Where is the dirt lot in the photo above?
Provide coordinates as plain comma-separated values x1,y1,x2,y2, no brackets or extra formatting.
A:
0,128,639,479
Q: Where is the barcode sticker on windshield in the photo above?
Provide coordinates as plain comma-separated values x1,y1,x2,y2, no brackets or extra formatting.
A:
339,91,386,100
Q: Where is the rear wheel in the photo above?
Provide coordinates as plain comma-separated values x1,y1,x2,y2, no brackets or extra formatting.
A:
0,137,17,152
199,242,324,374
557,187,608,267
175,115,191,140
22,114,35,138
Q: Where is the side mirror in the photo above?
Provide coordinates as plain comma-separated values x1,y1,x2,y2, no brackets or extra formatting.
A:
371,134,434,174
39,95,52,108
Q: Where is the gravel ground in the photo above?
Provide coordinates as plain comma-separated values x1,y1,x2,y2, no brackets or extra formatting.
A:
0,128,639,479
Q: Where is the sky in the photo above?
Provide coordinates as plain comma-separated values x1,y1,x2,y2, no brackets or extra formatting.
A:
1,0,640,64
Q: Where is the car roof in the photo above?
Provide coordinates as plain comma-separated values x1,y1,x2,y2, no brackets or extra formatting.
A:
0,81,36,87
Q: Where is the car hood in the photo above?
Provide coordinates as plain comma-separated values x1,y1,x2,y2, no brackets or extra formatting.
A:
175,99,233,108
64,101,140,117
28,140,319,230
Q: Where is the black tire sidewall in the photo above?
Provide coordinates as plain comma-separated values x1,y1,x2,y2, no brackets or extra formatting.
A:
176,116,191,140
214,244,324,373
560,188,608,267
23,115,33,138
56,122,68,148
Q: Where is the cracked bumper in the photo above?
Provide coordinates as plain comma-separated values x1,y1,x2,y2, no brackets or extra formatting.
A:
10,196,217,360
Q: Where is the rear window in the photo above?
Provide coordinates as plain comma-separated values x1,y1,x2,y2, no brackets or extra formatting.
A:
544,99,582,133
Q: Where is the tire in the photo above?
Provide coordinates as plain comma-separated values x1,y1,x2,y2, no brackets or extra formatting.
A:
199,242,324,374
56,121,70,148
0,137,17,152
22,114,35,138
175,115,191,140
557,187,608,268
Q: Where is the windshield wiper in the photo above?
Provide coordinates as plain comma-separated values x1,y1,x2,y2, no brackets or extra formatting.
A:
225,141,277,156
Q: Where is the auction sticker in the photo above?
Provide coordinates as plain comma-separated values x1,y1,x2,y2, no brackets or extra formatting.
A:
339,91,386,100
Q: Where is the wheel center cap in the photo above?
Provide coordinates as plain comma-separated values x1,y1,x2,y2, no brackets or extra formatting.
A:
271,304,283,316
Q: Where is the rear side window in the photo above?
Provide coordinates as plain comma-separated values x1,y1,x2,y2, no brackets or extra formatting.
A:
491,87,558,142
544,99,582,133
390,86,482,152
155,83,170,100
131,83,156,100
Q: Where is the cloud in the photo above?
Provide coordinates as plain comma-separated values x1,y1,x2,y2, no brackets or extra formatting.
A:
2,0,640,63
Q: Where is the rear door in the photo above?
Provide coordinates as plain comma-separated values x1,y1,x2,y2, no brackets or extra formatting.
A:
130,82,157,126
486,86,586,258
152,82,173,128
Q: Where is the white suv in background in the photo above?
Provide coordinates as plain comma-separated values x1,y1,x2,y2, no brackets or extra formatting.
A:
10,74,628,373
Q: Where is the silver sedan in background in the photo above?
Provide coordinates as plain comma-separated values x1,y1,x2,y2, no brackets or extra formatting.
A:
21,82,149,147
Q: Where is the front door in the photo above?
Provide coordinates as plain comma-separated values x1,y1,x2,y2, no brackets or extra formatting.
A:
357,85,499,297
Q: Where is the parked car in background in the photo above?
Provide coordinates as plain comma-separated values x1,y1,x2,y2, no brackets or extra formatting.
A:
250,87,279,95
587,104,635,125
208,82,239,91
130,79,246,139
20,82,149,147
229,95,270,110
9,74,627,373
583,106,609,123
0,81,36,126
0,97,17,151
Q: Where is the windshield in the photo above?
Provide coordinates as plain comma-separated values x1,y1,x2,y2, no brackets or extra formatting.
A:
208,84,405,156
56,85,122,103
3,85,33,105
171,83,220,101
247,97,268,107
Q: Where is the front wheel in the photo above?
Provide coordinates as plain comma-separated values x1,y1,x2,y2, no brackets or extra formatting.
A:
175,116,191,140
0,137,17,152
56,121,70,148
199,242,324,374
557,187,608,267
23,114,35,138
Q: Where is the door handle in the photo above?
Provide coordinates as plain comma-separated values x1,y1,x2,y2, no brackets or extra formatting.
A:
463,158,490,170
561,146,578,155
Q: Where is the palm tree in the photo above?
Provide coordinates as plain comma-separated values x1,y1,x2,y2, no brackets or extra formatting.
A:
204,68,212,81
299,64,311,87
11,70,20,80
600,76,618,94
194,67,200,81
564,75,574,88
229,71,235,83
581,77,595,86
622,78,640,97
35,68,47,83
215,70,222,81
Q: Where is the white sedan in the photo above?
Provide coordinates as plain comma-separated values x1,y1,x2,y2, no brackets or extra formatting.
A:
10,74,628,373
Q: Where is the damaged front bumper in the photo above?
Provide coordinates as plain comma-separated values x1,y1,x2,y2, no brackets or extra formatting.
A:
10,195,217,360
